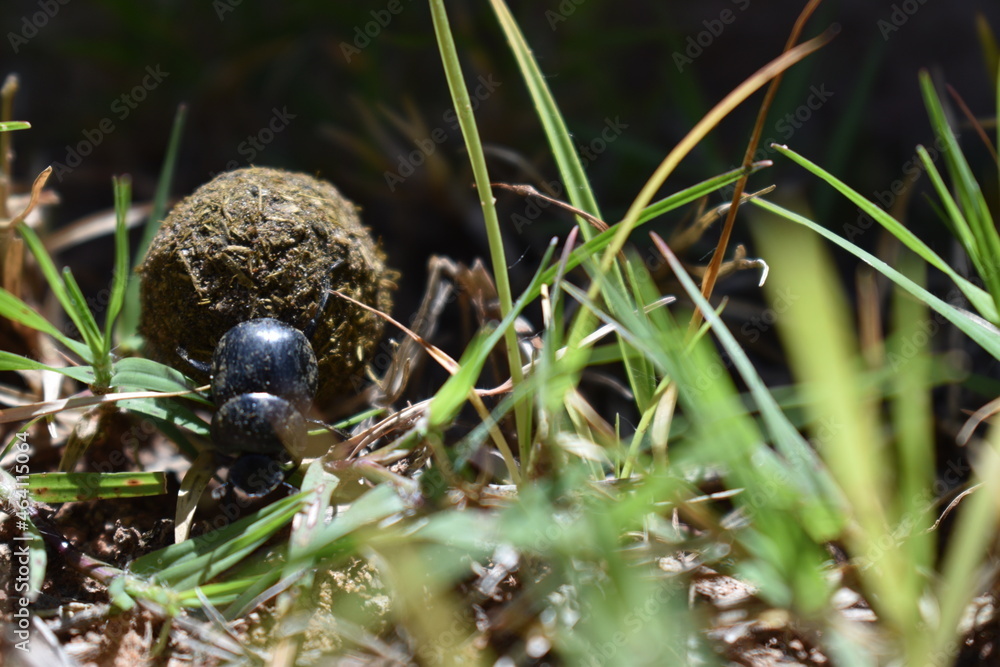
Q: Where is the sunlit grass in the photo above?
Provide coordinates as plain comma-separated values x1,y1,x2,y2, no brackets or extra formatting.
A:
4,5,1000,666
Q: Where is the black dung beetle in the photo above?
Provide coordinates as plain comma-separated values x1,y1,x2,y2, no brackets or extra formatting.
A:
181,308,326,497
208,318,317,496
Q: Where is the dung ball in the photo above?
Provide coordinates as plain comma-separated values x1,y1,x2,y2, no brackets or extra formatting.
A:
138,167,395,399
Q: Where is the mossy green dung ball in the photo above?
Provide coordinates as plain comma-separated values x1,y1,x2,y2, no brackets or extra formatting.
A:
138,167,395,398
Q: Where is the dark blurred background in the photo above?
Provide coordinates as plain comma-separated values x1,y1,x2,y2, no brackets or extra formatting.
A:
3,0,999,367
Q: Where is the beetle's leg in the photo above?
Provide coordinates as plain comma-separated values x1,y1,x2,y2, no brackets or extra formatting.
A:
175,345,212,376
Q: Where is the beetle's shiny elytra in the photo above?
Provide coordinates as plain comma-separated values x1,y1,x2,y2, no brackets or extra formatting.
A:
210,393,308,457
206,318,320,497
211,319,318,412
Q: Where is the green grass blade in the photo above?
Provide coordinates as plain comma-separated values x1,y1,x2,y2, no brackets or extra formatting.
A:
60,267,102,350
28,472,167,502
752,197,1000,361
919,70,1000,314
0,121,29,132
528,163,769,305
429,0,530,457
931,427,1000,661
0,350,94,384
888,259,934,581
103,176,132,350
0,287,91,359
61,267,111,387
111,356,196,394
132,492,309,590
559,273,836,608
978,14,999,89
755,219,923,636
428,326,495,428
920,70,996,243
284,483,407,566
649,236,844,540
562,30,835,371
428,237,558,428
16,224,101,359
219,570,285,620
917,145,979,256
120,104,186,343
285,459,339,570
489,0,601,229
771,143,1000,323
619,256,660,411
441,3,648,463
636,162,770,226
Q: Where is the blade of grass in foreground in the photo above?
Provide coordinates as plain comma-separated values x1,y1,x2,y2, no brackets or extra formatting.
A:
650,233,845,540
560,260,835,612
755,219,925,653
28,471,166,502
888,257,935,598
931,427,1000,661
131,492,309,589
